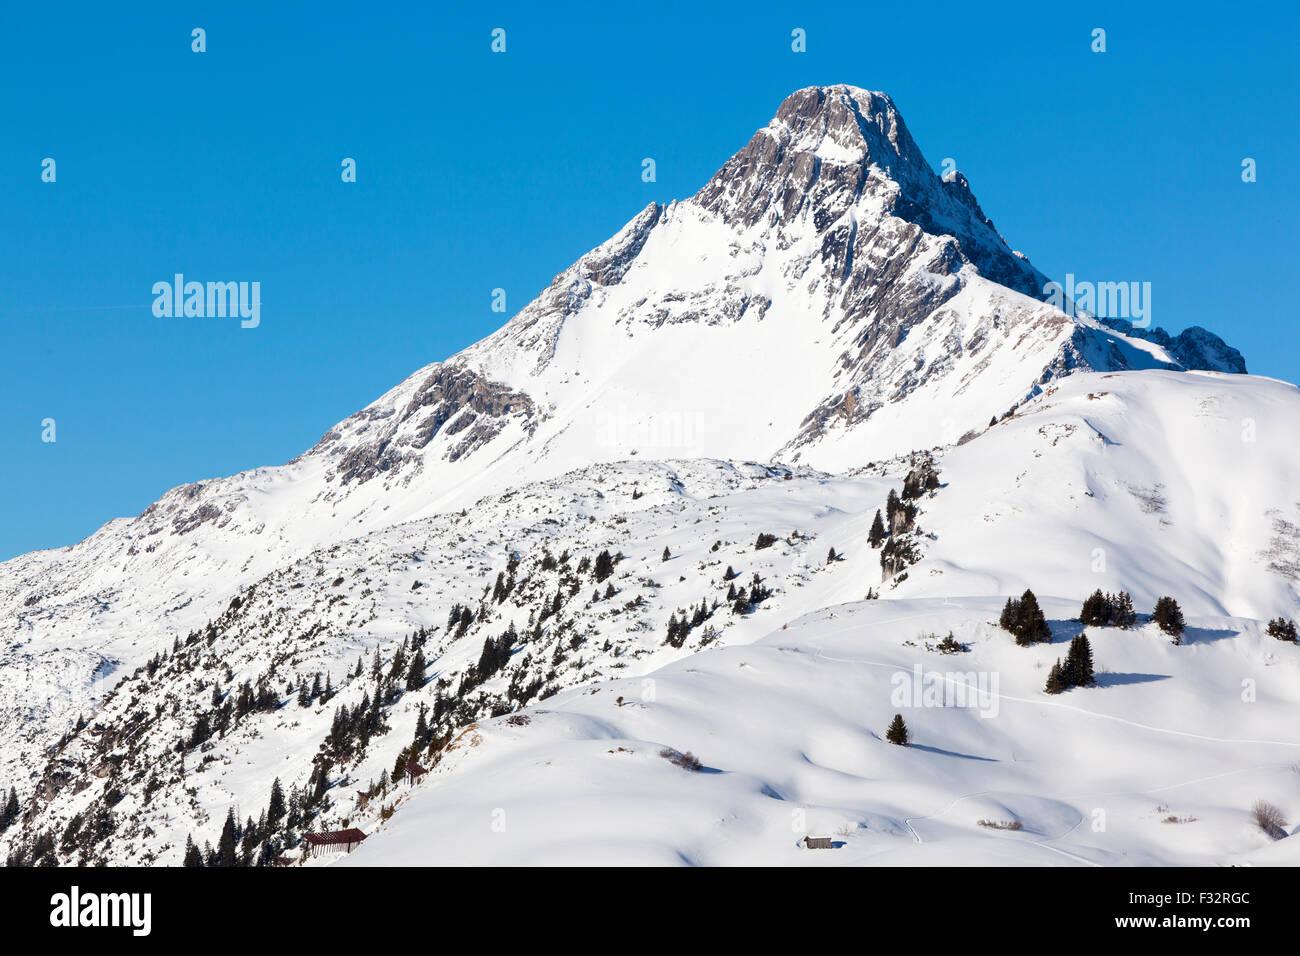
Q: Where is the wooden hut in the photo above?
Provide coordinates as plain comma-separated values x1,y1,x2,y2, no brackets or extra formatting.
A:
304,828,367,857
401,760,428,786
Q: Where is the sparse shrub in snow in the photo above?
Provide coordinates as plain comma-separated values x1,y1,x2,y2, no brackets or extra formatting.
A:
886,714,910,746
1251,799,1287,838
659,748,702,771
1266,617,1298,643
1152,596,1186,642
934,632,967,654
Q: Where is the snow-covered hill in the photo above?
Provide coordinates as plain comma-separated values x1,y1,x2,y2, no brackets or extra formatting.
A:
0,86,1283,868
344,593,1300,867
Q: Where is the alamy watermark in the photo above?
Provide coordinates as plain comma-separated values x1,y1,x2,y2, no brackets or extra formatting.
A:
1044,273,1151,328
890,664,1000,718
50,886,151,936
593,405,705,455
152,274,260,328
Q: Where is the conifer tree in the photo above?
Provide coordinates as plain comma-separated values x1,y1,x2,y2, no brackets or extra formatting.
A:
1152,596,1185,641
886,489,902,527
1045,659,1068,695
413,706,429,748
405,648,427,691
1064,633,1096,686
267,777,286,825
886,714,910,746
868,510,886,548
593,549,615,583
1018,589,1050,645
1001,590,1050,645
1080,589,1107,626
217,808,238,867
1266,617,1299,643
1114,591,1136,628
666,614,680,646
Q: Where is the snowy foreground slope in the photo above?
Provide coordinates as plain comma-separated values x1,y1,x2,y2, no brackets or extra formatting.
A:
344,596,1300,867
0,86,1289,867
328,370,1300,867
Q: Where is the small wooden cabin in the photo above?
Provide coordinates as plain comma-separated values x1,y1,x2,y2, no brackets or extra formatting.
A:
304,828,367,857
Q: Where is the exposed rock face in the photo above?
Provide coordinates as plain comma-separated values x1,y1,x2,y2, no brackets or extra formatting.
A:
1097,318,1247,373
694,85,1047,298
326,364,537,486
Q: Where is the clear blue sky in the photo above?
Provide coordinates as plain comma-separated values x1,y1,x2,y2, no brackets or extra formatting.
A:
2,0,1296,560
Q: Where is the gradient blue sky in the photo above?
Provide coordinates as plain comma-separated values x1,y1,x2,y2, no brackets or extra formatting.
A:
2,1,1296,560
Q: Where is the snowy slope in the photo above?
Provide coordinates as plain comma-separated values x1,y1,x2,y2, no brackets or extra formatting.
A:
344,595,1300,867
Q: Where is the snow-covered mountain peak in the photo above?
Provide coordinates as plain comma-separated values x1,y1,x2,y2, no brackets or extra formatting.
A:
691,84,1046,299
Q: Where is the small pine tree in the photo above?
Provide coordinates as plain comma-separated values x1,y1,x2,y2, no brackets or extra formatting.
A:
868,509,886,548
266,777,286,824
666,614,681,647
1080,589,1107,626
1266,617,1298,643
1064,633,1096,687
1045,659,1068,695
1114,591,1136,628
1001,590,1050,646
217,808,238,867
1152,596,1185,641
885,714,910,746
885,489,902,528
405,648,427,691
